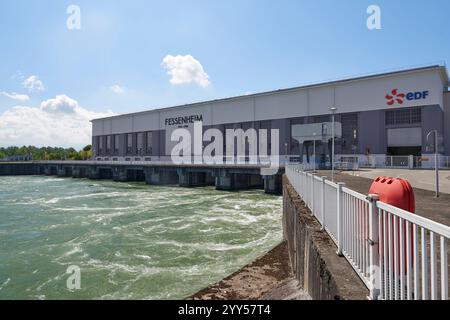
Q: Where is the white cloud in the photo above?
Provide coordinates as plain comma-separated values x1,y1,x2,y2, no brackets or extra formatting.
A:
40,94,78,114
0,91,30,102
22,75,46,92
161,54,211,88
0,95,114,148
110,84,125,94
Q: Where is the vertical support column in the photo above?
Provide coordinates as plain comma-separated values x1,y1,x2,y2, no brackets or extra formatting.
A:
430,232,437,300
336,182,345,256
441,236,448,300
368,194,380,300
409,155,414,169
321,176,326,230
310,173,315,216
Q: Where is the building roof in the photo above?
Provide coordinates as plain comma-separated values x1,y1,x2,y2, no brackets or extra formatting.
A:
92,64,449,122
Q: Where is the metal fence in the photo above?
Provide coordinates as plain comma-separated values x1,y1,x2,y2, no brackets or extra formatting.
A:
337,154,450,170
285,165,450,300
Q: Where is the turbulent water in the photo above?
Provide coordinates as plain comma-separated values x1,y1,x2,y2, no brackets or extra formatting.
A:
0,176,282,300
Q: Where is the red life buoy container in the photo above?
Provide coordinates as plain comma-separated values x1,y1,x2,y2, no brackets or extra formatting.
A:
369,177,415,274
369,177,415,212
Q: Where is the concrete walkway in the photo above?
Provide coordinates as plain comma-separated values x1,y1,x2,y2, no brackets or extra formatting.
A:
347,169,450,194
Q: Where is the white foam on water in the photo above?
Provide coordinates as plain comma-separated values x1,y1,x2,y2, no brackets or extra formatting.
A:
0,278,11,291
44,198,59,204
56,244,83,260
134,254,152,261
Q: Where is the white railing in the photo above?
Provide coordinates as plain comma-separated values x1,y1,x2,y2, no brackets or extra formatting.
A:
5,155,305,167
286,165,450,300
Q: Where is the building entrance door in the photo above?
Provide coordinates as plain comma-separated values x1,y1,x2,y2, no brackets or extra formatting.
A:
387,146,421,156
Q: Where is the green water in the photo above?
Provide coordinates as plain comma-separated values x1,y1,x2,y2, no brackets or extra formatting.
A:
0,176,282,300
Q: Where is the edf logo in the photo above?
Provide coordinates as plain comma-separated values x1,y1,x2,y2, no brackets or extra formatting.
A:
385,88,429,106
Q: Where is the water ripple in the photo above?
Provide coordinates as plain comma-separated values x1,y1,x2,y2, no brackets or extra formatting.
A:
0,176,282,300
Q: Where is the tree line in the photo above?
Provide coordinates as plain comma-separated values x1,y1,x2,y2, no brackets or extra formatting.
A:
0,145,92,161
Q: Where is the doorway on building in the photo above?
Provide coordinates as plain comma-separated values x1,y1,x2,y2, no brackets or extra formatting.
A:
387,146,422,167
387,146,421,156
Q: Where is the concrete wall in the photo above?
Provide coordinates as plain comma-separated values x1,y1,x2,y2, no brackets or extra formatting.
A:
283,176,368,300
0,163,38,175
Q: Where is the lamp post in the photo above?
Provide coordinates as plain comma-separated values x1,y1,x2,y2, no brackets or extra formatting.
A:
312,132,317,172
426,130,440,198
284,142,288,164
330,107,337,182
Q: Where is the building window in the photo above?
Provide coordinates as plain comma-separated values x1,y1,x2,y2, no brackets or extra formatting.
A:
396,109,411,125
114,135,120,154
385,108,422,125
127,133,133,154
146,132,153,154
93,136,99,156
386,111,395,125
411,108,422,124
99,136,104,154
106,135,111,153
137,132,144,155
341,113,358,153
314,115,330,123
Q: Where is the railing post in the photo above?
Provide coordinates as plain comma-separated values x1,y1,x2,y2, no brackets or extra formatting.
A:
336,182,345,256
367,194,380,300
321,176,326,230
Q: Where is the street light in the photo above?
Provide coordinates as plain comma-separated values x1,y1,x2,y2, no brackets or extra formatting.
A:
284,142,288,164
426,130,440,198
330,107,337,182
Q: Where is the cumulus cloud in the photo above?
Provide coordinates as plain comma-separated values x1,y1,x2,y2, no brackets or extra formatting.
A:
40,94,78,114
0,91,30,102
161,54,211,87
22,75,46,92
0,95,114,148
110,84,125,94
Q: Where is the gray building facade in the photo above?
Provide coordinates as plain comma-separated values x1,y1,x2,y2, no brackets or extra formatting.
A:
91,65,450,164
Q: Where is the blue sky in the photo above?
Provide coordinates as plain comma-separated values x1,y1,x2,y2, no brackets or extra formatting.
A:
0,0,449,148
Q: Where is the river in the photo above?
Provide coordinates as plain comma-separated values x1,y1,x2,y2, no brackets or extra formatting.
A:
0,176,282,299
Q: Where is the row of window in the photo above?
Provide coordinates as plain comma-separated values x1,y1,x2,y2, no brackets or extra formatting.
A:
95,109,423,156
386,108,421,125
290,113,359,154
97,132,154,155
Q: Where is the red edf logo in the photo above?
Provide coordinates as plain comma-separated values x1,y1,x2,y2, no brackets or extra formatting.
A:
385,88,430,106
385,89,405,106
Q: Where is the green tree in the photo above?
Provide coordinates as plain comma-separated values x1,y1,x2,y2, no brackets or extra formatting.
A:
0,145,93,161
